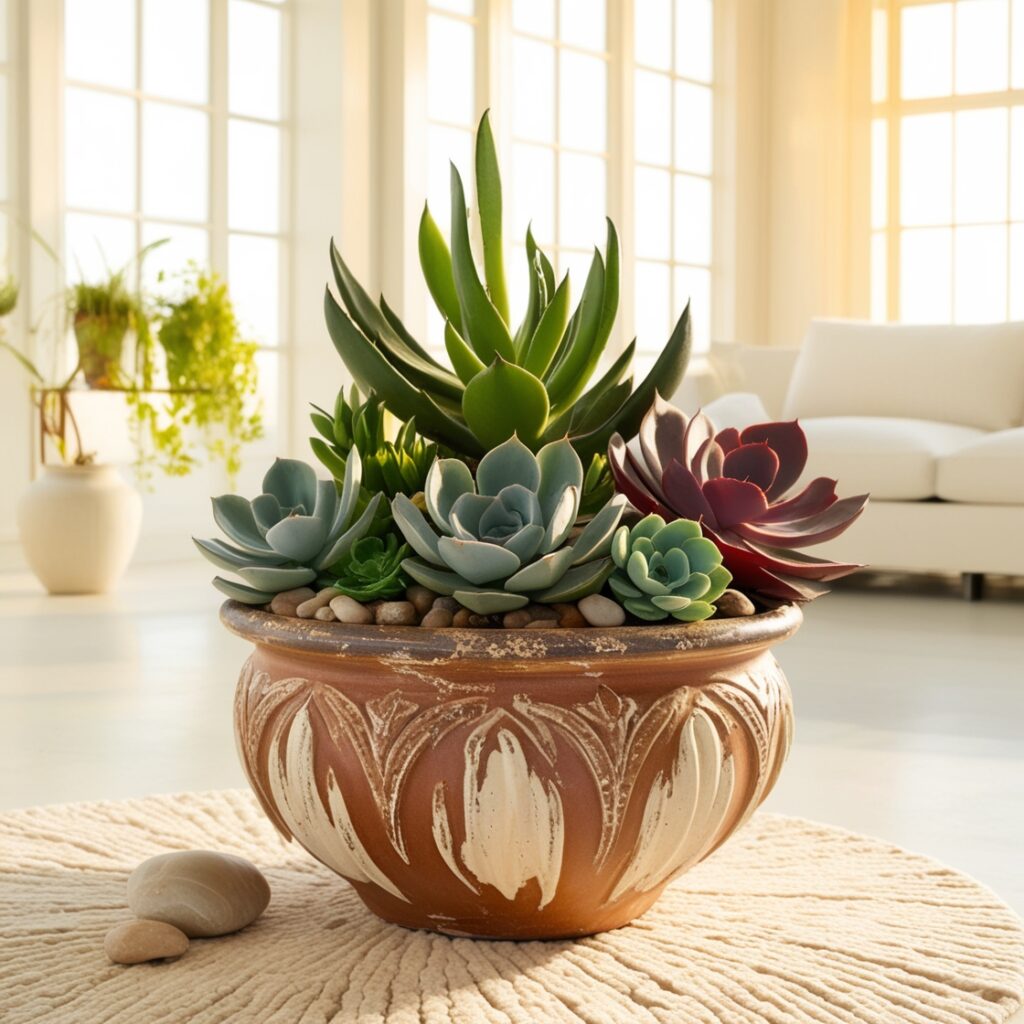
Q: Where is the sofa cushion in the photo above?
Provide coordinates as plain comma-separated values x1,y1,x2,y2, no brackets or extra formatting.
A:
936,428,1024,505
783,319,1024,431
798,417,985,500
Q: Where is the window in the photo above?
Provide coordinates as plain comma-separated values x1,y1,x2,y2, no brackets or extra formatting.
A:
61,0,288,432
422,0,716,364
425,0,480,349
1,0,12,280
871,0,1024,323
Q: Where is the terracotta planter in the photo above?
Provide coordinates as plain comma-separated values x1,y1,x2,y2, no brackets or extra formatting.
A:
224,601,800,940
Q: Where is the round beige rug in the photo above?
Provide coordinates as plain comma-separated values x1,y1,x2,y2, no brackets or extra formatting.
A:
1,790,1021,1024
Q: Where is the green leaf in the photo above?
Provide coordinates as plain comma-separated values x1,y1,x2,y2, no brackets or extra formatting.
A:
444,320,485,385
462,357,550,448
379,293,457,375
475,111,510,326
418,203,462,332
211,576,277,605
534,557,615,603
449,164,514,364
545,249,606,406
570,302,693,462
454,589,530,614
310,411,335,443
324,288,484,456
571,378,633,436
309,437,348,483
522,273,570,378
512,234,543,357
0,340,45,384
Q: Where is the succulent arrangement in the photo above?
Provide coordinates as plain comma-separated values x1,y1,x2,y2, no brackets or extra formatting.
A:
197,112,869,628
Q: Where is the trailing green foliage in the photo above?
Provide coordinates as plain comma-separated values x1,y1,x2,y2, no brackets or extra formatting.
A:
391,435,626,614
324,111,692,461
128,268,262,483
608,515,732,622
195,451,381,604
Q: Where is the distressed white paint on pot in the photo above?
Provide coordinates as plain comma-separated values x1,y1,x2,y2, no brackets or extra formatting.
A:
16,464,142,594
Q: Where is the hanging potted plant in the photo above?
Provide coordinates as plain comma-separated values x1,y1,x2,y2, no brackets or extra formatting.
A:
202,113,869,939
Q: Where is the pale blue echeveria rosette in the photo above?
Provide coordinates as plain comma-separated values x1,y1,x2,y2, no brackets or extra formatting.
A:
391,435,626,614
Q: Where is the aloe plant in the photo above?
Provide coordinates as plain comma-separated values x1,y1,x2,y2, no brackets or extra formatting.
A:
324,111,692,462
391,436,626,614
194,451,382,604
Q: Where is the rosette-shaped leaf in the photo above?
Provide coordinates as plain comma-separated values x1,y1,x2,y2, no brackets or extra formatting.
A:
194,449,383,604
609,514,731,622
608,397,869,603
331,535,410,601
392,436,626,614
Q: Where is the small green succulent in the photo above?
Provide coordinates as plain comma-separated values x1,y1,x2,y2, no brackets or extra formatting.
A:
391,435,626,614
331,534,410,601
310,385,439,499
608,515,732,622
195,449,382,604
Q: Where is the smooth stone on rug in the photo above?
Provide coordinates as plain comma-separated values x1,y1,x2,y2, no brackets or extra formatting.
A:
127,850,270,938
1,790,1022,1024
104,919,189,965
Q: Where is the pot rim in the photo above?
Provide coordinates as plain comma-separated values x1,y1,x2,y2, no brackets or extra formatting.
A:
220,599,802,663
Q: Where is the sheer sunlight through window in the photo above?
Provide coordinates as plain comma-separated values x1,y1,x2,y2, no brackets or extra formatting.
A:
425,1,479,350
872,0,1023,323
61,0,288,429
633,0,713,364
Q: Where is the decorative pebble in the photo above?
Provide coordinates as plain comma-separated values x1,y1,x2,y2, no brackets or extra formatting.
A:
555,603,587,629
578,594,626,627
296,588,337,619
269,587,316,617
329,595,374,625
452,608,473,627
715,589,756,618
375,601,418,626
314,606,337,622
127,851,270,939
525,619,557,629
405,585,437,617
525,603,559,623
104,919,189,965
420,608,454,628
502,609,533,629
468,613,493,628
431,596,460,613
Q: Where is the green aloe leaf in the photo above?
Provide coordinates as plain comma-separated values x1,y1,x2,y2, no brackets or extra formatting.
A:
462,357,550,448
512,233,544,356
418,203,462,332
570,302,693,462
475,111,510,326
571,378,633,436
324,288,483,455
522,273,570,378
545,249,606,406
309,437,347,481
449,165,515,364
444,320,485,385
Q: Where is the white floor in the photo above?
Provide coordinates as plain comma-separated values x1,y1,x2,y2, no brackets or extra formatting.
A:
1,563,1022,924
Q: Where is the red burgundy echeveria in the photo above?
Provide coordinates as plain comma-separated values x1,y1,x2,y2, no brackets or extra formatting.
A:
607,396,869,604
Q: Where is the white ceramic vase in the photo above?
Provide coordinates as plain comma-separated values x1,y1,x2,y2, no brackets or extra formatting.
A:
16,464,142,595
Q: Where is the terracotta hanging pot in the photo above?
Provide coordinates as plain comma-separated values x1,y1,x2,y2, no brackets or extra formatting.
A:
224,601,800,940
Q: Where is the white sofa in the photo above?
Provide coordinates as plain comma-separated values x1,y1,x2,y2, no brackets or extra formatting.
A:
702,319,1024,591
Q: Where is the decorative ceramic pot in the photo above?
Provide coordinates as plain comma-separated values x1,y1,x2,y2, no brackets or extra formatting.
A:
17,464,142,594
225,601,800,940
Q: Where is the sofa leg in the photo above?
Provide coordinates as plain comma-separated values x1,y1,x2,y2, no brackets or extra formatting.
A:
962,572,984,601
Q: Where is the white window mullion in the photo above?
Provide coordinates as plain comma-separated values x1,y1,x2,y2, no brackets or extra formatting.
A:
608,0,634,359
209,0,229,277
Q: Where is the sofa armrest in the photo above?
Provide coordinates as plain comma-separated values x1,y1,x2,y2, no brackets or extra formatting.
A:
702,392,771,430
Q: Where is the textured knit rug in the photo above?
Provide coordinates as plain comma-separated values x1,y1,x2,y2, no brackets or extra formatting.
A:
1,790,1021,1024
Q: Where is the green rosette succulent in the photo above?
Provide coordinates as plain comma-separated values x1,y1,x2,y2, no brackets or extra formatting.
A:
310,385,439,499
391,435,626,614
608,514,732,622
194,448,383,604
331,534,410,601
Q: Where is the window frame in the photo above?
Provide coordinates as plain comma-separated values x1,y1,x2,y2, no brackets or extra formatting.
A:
409,0,719,362
870,0,1024,324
